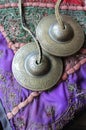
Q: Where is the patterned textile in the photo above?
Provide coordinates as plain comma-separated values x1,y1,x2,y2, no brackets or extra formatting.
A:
53,0,84,5
0,0,86,130
0,31,86,130
0,7,86,44
0,0,86,10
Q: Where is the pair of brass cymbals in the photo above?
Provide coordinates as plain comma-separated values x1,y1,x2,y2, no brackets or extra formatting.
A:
12,0,63,91
12,0,84,91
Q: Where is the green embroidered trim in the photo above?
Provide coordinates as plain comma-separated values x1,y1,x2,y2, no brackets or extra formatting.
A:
0,7,86,43
0,0,18,4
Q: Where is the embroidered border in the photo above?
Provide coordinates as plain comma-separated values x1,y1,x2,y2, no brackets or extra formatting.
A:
0,1,86,11
0,7,86,43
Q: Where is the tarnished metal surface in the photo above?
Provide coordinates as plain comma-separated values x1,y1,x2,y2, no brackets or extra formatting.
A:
12,42,63,91
36,15,84,57
49,22,74,42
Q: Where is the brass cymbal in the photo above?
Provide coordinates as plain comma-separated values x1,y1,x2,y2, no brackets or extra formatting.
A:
36,15,84,57
12,42,63,91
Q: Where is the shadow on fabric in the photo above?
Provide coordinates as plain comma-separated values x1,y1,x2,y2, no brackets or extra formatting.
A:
62,109,86,130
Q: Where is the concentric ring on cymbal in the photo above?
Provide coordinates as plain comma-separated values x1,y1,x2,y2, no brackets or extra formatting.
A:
12,42,63,91
36,15,84,57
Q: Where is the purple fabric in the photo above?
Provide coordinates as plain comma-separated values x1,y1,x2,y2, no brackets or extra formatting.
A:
0,32,86,130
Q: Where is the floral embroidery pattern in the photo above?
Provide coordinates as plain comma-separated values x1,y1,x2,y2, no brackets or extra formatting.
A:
0,2,86,129
0,70,22,113
0,50,3,57
13,116,26,130
0,7,86,43
45,106,55,118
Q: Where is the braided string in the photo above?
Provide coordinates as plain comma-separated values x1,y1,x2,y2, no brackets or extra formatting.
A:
7,91,40,119
55,0,65,30
19,0,42,64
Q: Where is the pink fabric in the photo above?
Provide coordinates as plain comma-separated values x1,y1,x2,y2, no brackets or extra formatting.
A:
53,0,84,5
0,0,85,10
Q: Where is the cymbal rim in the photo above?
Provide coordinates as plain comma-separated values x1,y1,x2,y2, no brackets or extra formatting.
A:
36,15,84,57
12,42,63,91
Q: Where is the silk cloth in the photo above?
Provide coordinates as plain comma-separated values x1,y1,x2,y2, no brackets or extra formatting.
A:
0,31,86,130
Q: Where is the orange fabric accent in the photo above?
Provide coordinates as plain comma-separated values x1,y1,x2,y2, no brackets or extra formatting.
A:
7,92,40,119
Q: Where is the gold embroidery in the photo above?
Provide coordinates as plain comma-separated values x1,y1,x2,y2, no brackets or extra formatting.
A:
0,73,6,82
0,50,3,57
